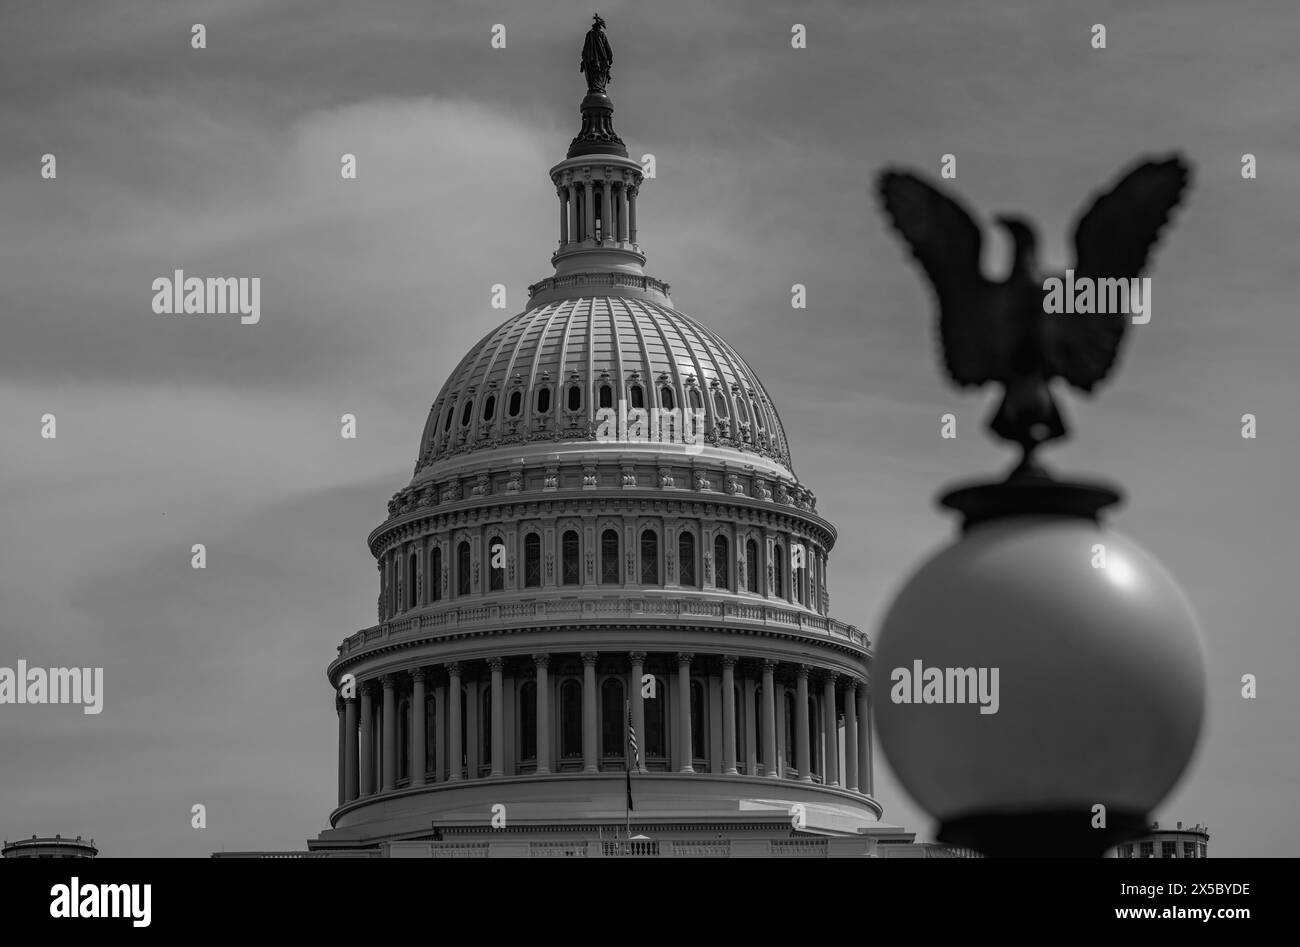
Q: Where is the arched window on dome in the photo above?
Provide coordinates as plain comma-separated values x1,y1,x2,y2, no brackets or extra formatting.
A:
678,532,696,587
524,533,541,589
424,691,436,778
660,386,675,411
508,391,522,417
639,529,659,585
560,679,582,760
690,679,706,762
398,698,410,781
688,388,703,439
567,384,582,412
745,539,759,593
714,535,730,591
457,541,471,596
601,677,624,759
536,387,551,415
460,398,474,427
407,552,417,610
561,530,580,586
443,402,456,433
713,389,728,418
430,547,442,602
773,544,785,600
601,529,620,584
483,395,496,422
753,398,764,431
488,535,504,591
629,385,644,410
519,681,537,763
599,384,613,409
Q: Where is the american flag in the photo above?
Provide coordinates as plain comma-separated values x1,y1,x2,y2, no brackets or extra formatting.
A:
625,700,638,814
626,700,640,769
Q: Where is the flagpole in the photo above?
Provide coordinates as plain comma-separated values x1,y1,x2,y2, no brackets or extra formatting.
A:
625,699,633,852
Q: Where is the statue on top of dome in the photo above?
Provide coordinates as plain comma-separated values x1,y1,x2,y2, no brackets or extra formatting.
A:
581,15,613,93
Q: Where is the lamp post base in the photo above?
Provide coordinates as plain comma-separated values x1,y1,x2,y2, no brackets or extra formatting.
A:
938,810,1149,858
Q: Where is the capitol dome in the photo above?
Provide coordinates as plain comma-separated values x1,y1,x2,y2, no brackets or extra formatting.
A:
315,19,896,858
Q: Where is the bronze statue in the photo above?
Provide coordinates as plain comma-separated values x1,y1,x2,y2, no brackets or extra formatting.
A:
581,14,613,93
877,155,1191,472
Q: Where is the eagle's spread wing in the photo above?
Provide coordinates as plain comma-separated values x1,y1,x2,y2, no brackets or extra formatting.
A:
1046,155,1191,391
877,170,999,386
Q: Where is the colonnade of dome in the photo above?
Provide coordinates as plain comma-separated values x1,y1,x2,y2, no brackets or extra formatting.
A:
333,649,875,812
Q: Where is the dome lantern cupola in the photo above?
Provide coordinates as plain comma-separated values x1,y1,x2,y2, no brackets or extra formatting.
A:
539,16,655,301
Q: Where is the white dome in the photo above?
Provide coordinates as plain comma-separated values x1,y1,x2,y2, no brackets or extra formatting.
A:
413,294,793,478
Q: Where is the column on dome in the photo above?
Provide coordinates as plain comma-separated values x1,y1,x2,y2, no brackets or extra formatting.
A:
721,655,738,775
534,654,551,774
628,185,638,244
343,695,359,802
381,675,397,791
447,662,463,781
774,686,786,775
415,545,424,608
434,679,446,781
336,698,346,806
489,658,505,778
761,661,778,778
582,652,598,773
822,674,839,787
359,683,374,796
558,187,568,245
567,182,579,243
795,666,811,782
618,180,629,243
677,653,694,774
411,668,427,786
583,178,594,243
857,682,873,795
629,652,646,773
844,680,859,791
601,176,612,243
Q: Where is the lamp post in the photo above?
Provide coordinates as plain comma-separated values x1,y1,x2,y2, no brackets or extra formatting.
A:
872,155,1204,857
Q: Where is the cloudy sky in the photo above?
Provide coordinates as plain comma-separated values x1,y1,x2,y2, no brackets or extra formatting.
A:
1,0,1296,857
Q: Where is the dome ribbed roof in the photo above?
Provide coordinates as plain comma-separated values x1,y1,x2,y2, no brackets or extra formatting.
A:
413,295,792,478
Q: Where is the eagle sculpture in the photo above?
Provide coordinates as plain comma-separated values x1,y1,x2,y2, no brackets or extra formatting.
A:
877,155,1191,471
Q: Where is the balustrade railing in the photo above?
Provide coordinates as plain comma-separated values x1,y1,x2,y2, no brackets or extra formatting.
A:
338,596,867,658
